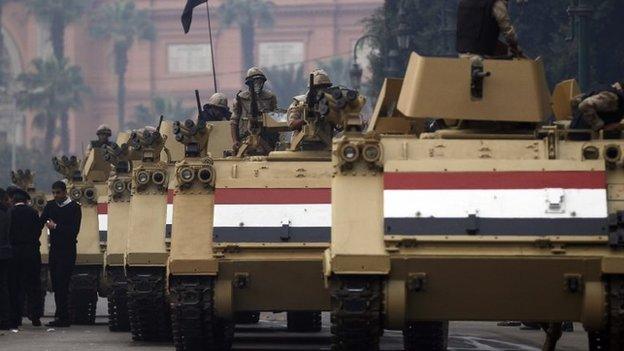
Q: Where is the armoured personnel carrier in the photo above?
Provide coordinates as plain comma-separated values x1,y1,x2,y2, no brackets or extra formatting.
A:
324,52,624,350
101,132,138,332
10,169,49,320
166,81,366,350
52,152,110,325
124,120,183,341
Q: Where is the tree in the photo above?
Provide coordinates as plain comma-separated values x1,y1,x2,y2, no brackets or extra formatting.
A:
263,64,306,109
129,96,194,130
316,57,351,88
14,57,88,153
0,0,14,88
25,0,92,152
89,0,156,132
218,0,274,72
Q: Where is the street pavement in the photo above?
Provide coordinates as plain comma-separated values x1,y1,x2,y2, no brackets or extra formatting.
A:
0,295,588,350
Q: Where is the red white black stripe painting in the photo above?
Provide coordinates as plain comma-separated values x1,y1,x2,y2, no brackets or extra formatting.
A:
384,171,609,236
212,188,331,243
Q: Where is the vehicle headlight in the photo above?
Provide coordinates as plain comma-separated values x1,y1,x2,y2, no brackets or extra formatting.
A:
197,167,214,184
179,167,195,183
340,143,359,162
83,188,97,201
362,144,381,163
137,170,150,185
113,180,126,194
152,170,166,185
69,188,82,201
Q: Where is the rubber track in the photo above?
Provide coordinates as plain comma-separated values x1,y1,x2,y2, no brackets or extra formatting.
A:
403,321,449,351
127,271,172,341
107,271,130,332
588,275,624,351
330,276,383,351
287,311,322,332
169,276,234,351
69,272,98,325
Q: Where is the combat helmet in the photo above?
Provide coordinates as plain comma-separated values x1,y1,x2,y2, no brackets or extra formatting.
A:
97,124,112,137
207,93,229,109
310,69,332,88
246,67,267,82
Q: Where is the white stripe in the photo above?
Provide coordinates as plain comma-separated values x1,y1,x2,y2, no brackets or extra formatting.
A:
98,214,108,231
166,204,173,225
214,204,331,228
384,189,607,219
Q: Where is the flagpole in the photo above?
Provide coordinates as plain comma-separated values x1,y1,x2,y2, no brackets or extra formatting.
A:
206,2,218,93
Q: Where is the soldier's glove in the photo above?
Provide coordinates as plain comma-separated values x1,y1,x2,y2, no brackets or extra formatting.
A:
232,141,241,153
290,119,306,131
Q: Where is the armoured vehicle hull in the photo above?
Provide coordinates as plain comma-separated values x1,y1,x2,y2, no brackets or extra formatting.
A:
325,53,624,350
168,155,332,350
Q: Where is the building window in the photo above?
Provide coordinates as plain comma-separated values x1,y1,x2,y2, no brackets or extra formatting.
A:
168,44,213,74
258,42,304,69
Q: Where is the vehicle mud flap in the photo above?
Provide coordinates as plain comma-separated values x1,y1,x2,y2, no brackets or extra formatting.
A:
330,276,383,351
69,268,99,325
588,275,624,351
126,269,172,341
169,276,234,351
403,321,449,351
287,311,322,332
106,267,130,332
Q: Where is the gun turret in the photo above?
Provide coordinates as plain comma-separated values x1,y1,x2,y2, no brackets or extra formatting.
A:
173,119,212,158
52,155,83,181
127,125,167,163
11,169,35,192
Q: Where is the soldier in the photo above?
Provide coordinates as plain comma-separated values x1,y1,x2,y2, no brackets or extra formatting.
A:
231,67,278,154
287,69,334,139
456,0,524,58
7,188,43,328
40,181,82,328
571,82,624,132
201,93,232,122
89,125,113,150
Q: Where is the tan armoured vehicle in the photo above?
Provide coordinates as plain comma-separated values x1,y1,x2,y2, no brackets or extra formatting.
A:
124,120,182,341
52,153,110,325
101,132,138,332
10,169,49,319
166,81,366,350
324,52,624,351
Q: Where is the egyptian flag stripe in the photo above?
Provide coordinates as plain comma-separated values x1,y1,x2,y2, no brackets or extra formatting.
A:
384,171,606,190
98,203,108,239
384,171,608,236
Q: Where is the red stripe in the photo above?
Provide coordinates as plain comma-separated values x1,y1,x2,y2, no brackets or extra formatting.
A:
215,188,331,204
167,190,174,204
97,203,108,214
384,171,606,190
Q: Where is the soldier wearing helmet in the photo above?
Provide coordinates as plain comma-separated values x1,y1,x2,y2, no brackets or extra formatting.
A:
230,67,278,154
287,69,333,138
571,82,624,132
201,93,232,122
88,124,113,151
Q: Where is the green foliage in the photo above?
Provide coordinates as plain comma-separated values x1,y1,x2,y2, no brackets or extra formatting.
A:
129,96,194,130
14,57,88,153
0,143,59,191
264,65,306,109
364,0,623,97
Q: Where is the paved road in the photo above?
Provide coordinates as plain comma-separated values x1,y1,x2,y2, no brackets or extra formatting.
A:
0,296,587,350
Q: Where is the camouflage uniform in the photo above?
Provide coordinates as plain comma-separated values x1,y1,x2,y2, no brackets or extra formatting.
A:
201,93,232,122
230,67,278,153
287,69,333,139
88,124,113,150
572,83,624,131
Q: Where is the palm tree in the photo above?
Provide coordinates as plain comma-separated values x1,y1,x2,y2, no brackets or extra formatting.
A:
89,0,155,132
218,0,274,72
25,0,92,62
25,0,92,151
15,57,88,153
264,64,305,108
129,96,194,130
0,0,14,88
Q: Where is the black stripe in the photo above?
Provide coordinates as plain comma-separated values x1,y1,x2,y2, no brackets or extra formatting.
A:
99,231,107,243
385,217,609,236
213,227,330,243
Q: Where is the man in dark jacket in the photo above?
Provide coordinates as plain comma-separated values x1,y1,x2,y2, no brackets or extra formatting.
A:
0,188,12,330
40,181,82,327
8,188,43,328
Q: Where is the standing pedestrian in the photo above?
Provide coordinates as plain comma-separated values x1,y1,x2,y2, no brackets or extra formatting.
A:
40,181,81,327
8,188,44,327
0,188,13,330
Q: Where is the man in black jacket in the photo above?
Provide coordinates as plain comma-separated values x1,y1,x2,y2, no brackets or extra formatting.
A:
40,181,82,327
0,188,12,330
8,188,43,328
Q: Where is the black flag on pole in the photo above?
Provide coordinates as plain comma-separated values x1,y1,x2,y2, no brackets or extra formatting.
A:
181,0,207,33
